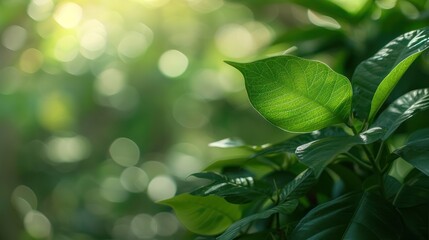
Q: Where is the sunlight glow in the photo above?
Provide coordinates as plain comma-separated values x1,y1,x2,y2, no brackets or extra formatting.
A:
131,214,158,239
1,25,27,51
120,167,149,193
24,210,51,239
19,48,44,73
95,68,126,96
54,2,83,29
11,185,37,216
27,0,54,21
100,177,129,202
158,50,189,78
46,135,91,163
147,175,176,202
154,212,179,236
109,138,140,167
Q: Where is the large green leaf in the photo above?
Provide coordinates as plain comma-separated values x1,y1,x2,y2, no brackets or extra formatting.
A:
217,200,298,240
352,27,429,121
373,88,429,140
394,131,429,176
296,127,385,177
159,194,241,235
290,192,403,240
227,55,352,133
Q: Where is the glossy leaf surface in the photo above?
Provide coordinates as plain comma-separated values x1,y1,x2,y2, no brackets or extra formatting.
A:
392,170,429,208
290,192,403,239
217,200,298,240
227,56,352,133
373,88,429,140
191,172,271,204
254,127,348,157
280,169,316,201
352,27,429,120
296,127,384,176
159,194,241,235
394,132,429,176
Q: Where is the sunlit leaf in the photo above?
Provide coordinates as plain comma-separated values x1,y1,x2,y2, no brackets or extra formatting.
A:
159,194,242,235
352,27,429,121
217,200,298,240
296,127,385,177
227,55,352,133
372,88,429,140
290,192,403,239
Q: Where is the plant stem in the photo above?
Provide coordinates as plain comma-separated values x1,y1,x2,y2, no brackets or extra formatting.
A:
343,152,372,170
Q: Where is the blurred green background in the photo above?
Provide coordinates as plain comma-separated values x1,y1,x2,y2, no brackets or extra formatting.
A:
1,0,429,239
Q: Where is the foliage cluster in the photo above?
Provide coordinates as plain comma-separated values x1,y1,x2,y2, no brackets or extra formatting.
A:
162,25,429,239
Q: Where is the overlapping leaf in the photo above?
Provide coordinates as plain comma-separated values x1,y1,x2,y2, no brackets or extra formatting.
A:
373,88,429,140
394,132,429,176
191,172,271,204
290,192,403,239
296,127,385,177
227,55,352,133
392,170,429,208
159,194,242,235
254,127,348,158
352,27,429,121
217,200,298,240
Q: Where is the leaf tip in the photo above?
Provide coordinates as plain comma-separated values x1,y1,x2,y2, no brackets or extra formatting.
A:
224,60,245,71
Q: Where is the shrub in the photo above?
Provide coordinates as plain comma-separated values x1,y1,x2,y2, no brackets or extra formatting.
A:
161,27,429,240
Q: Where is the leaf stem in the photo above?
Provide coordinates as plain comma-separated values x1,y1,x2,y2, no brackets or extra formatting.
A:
343,152,372,170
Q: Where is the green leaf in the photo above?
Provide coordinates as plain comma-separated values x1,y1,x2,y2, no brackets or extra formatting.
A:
254,127,348,157
290,192,403,240
392,170,429,208
398,204,429,240
217,200,298,240
352,27,429,121
227,55,352,133
394,132,429,176
372,88,429,140
159,194,242,235
280,169,317,201
190,172,271,204
296,127,385,177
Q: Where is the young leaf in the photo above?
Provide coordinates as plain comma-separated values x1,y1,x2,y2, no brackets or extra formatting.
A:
217,200,298,240
372,88,429,140
159,194,241,235
296,127,385,177
290,192,403,240
352,27,429,121
227,55,352,133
